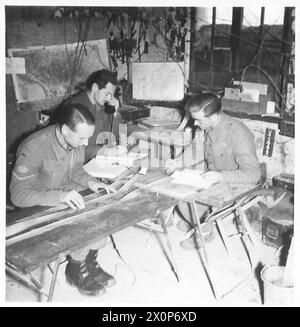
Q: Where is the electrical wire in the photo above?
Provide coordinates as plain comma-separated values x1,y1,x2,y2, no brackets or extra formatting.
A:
241,15,293,81
78,7,292,116
195,14,290,58
63,11,72,72
66,11,91,95
240,64,287,114
154,16,287,79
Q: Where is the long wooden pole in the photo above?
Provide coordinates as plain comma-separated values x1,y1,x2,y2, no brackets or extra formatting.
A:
6,188,140,246
7,167,141,239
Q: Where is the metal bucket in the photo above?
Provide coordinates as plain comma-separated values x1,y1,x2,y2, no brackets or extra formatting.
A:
260,265,294,305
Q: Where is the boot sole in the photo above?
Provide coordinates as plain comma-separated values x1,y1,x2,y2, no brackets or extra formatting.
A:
95,277,117,288
65,276,106,297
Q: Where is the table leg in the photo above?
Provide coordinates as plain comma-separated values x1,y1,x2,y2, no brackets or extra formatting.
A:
237,206,253,268
190,201,209,263
6,264,49,298
189,201,220,298
215,219,230,254
47,255,64,302
157,210,180,282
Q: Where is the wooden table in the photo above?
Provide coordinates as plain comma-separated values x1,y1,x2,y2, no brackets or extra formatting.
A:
6,179,179,302
134,169,263,299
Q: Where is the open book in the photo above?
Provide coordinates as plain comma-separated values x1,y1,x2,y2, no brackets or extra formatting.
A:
171,169,213,189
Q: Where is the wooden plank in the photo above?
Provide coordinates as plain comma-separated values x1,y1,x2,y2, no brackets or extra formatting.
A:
146,179,200,200
117,170,143,192
6,188,136,240
135,170,261,206
6,190,178,273
6,167,138,235
185,183,262,207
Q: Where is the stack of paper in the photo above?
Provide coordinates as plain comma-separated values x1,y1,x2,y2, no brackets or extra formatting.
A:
96,152,148,167
83,159,128,179
171,169,212,189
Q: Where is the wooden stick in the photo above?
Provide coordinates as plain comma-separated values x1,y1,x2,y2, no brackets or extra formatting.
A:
6,167,141,238
6,189,134,241
134,176,171,190
117,170,142,192
6,265,49,297
7,167,139,226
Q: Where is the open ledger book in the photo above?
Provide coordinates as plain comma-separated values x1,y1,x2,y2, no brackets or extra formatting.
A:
171,169,214,189
136,169,215,200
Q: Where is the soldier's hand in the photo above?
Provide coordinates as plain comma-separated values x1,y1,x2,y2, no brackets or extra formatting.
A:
164,158,178,175
107,97,120,116
202,171,223,185
60,190,85,210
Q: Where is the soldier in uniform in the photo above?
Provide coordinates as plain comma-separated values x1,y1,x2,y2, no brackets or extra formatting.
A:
164,93,261,250
10,103,117,296
63,69,120,163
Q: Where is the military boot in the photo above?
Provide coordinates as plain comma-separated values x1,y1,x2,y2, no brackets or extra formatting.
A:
84,250,116,288
65,255,106,296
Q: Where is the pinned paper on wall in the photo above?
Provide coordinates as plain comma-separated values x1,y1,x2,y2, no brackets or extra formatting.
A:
6,57,26,74
131,62,185,101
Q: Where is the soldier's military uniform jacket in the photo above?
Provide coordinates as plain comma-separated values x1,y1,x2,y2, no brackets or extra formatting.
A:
10,124,96,208
204,113,261,184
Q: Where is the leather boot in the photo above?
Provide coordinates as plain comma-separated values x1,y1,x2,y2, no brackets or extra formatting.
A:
65,255,106,296
84,250,116,288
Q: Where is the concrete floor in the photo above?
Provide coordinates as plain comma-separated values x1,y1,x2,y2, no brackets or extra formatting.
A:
6,209,284,305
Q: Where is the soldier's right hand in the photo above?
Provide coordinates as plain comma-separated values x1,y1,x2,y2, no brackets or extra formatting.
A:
164,158,178,175
60,190,85,210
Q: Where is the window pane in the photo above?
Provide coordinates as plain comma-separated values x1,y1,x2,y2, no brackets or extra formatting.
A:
215,7,232,48
215,6,232,25
264,6,284,25
243,7,261,27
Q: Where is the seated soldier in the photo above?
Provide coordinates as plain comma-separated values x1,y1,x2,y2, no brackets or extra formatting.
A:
10,103,117,296
165,93,261,250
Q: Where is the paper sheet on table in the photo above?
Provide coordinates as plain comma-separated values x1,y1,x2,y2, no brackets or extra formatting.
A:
171,169,212,189
83,159,127,179
96,152,148,167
